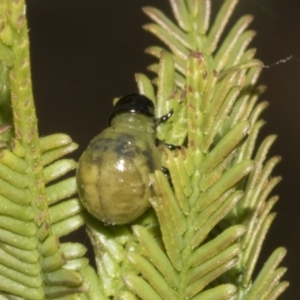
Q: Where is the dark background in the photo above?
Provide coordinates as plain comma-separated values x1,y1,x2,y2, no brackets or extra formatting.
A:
26,0,299,298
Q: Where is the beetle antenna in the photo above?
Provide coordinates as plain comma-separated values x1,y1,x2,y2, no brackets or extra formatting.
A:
262,55,293,68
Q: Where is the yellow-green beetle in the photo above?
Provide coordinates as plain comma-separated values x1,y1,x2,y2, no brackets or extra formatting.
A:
76,94,162,225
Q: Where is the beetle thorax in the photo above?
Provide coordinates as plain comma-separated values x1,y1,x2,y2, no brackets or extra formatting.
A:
110,113,155,134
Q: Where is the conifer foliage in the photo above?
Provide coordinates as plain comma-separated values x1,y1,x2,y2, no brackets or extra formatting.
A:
0,0,288,299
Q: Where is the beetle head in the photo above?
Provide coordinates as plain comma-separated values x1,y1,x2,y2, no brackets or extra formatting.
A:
109,93,154,125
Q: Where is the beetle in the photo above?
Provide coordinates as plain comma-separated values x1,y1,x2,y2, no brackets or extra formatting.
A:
76,93,170,225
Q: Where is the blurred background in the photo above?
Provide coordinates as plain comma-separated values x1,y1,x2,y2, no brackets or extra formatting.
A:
26,0,299,298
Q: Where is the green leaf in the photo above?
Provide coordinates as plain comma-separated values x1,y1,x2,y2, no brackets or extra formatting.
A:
0,0,288,299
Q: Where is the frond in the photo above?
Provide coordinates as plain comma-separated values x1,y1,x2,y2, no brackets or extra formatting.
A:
0,130,94,299
0,1,99,299
120,0,288,298
79,0,288,299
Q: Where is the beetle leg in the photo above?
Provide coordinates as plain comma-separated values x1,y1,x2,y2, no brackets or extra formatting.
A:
164,143,181,150
156,109,174,124
156,137,181,150
161,166,173,187
155,138,161,147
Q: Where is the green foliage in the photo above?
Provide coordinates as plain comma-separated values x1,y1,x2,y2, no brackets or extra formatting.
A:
0,1,97,299
0,0,289,299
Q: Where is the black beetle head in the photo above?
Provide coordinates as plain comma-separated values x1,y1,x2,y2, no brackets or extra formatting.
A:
109,93,154,125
